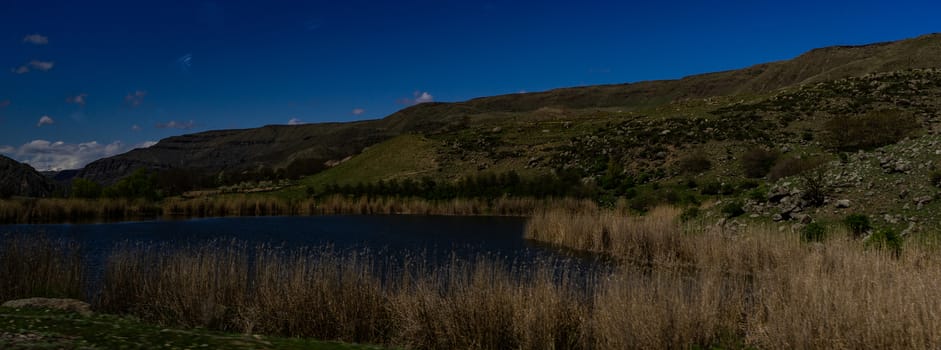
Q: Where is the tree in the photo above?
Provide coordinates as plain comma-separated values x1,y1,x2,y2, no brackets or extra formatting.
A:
71,178,102,199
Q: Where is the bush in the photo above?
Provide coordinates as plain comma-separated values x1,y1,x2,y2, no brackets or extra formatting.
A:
71,178,102,199
800,222,827,243
844,213,872,238
931,171,941,188
677,152,712,174
741,148,780,178
747,187,767,202
768,157,824,181
720,201,745,218
824,109,919,151
867,228,903,258
700,182,721,195
680,207,701,222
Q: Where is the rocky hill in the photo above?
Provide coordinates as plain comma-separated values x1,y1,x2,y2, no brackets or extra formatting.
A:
0,155,56,198
77,33,941,185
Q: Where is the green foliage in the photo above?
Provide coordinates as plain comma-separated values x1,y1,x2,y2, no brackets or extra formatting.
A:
800,222,827,243
824,109,919,151
103,168,160,201
867,228,903,257
747,187,767,202
700,182,721,195
71,178,103,199
680,207,701,222
799,170,828,207
931,170,941,188
720,201,745,218
741,148,780,178
843,213,872,238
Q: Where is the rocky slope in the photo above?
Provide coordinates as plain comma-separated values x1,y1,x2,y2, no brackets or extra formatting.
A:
0,155,56,198
77,33,941,184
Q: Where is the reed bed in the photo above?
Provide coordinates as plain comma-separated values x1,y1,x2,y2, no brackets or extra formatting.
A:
7,206,941,348
0,198,162,223
0,234,85,301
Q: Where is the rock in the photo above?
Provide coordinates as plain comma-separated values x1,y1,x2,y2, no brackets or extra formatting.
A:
772,214,784,221
490,126,502,133
835,199,851,208
1,298,92,316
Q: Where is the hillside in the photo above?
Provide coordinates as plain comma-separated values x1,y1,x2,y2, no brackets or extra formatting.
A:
76,33,941,185
0,155,56,198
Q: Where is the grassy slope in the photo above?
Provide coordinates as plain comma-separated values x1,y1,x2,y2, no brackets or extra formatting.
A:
0,307,384,350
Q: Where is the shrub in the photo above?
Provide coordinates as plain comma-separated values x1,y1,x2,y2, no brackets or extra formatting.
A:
677,152,712,174
931,171,941,188
747,187,767,202
700,182,721,195
720,201,745,218
741,148,780,178
800,170,828,207
844,213,872,238
680,207,701,222
867,228,903,257
800,222,827,242
824,109,919,151
768,157,824,181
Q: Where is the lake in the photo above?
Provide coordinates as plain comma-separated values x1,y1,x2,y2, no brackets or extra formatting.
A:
1,215,607,286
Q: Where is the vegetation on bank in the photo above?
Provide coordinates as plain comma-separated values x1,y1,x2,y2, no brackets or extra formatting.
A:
5,205,941,349
0,307,383,349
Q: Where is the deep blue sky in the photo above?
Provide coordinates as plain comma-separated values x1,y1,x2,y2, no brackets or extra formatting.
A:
1,0,939,170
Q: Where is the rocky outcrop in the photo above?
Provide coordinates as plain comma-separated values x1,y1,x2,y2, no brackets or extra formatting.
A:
0,155,56,198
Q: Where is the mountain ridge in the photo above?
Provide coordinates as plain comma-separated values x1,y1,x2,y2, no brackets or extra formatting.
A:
76,32,941,185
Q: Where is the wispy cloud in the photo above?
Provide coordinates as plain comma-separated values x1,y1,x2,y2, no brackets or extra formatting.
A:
351,108,365,116
155,120,195,129
0,140,128,171
36,115,54,127
131,124,142,132
287,117,303,125
134,141,157,149
23,34,48,45
177,53,192,72
397,91,434,105
13,60,55,74
0,100,9,108
66,93,88,106
124,90,146,107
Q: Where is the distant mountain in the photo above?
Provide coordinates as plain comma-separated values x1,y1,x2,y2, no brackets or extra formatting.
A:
0,155,56,198
78,33,941,185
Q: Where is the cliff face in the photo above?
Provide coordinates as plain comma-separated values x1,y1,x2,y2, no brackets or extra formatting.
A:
0,155,56,198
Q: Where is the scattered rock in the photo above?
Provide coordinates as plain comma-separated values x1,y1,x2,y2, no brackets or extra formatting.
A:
835,199,851,208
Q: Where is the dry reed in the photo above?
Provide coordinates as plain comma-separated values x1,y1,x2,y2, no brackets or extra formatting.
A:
0,234,85,301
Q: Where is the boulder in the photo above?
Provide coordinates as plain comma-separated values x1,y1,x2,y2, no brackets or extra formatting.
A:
835,199,851,208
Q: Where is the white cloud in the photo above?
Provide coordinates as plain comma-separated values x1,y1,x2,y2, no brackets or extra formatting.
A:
287,117,303,125
351,108,365,116
131,124,142,132
23,34,48,45
0,140,128,171
133,141,157,149
36,115,54,127
66,93,88,106
155,120,195,129
29,60,54,71
415,91,434,104
397,91,435,105
13,60,55,74
125,90,147,107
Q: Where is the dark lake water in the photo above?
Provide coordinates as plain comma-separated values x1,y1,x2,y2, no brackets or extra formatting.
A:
1,215,608,286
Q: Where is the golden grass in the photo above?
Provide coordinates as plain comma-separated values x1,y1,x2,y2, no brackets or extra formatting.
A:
0,234,85,301
9,205,941,348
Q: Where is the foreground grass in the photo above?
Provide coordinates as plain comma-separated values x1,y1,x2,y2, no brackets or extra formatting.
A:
0,307,383,349
6,206,941,349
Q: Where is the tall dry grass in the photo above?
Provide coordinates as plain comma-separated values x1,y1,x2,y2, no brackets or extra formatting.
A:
8,204,941,349
0,234,85,301
0,198,162,224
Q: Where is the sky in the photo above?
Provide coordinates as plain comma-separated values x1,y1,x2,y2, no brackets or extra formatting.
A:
1,0,940,171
